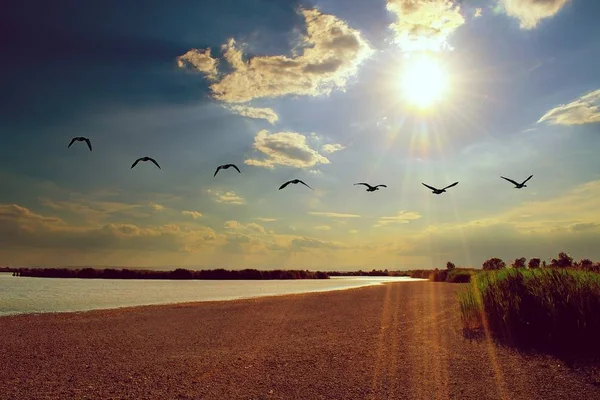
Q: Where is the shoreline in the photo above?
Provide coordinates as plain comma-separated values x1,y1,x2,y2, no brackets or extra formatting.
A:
0,276,426,318
1,282,598,400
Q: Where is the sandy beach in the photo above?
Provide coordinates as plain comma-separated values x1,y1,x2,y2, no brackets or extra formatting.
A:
1,281,599,400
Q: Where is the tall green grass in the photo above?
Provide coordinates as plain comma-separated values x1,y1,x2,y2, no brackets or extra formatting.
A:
458,268,600,355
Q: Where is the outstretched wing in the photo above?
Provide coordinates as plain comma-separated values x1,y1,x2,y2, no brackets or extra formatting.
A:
422,183,438,191
214,165,222,177
149,158,161,169
298,180,313,190
67,138,76,148
279,181,292,190
443,182,459,190
131,158,141,169
354,183,370,187
230,164,241,173
84,138,92,151
521,175,533,185
375,184,387,188
501,176,519,186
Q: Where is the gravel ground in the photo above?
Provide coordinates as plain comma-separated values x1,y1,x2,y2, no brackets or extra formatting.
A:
1,281,599,400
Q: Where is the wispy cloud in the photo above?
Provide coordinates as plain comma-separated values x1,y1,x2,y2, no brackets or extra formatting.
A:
208,189,245,205
254,217,277,222
309,211,361,218
315,225,332,230
176,48,219,81
538,89,600,126
374,211,422,227
321,143,346,153
245,130,330,169
499,0,570,29
182,210,203,219
149,203,164,212
386,0,465,52
225,105,279,124
178,8,373,103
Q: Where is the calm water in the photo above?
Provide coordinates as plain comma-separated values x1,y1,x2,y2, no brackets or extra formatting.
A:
0,273,423,316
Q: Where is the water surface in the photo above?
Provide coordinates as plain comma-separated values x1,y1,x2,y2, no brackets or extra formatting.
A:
0,273,423,316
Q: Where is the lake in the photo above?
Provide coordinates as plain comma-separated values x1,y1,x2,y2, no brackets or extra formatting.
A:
0,273,423,316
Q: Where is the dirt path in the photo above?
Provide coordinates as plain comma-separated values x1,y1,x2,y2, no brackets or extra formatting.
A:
1,281,598,399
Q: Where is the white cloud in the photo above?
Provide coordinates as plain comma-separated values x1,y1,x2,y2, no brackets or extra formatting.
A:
386,0,466,52
224,220,266,234
245,130,330,169
254,217,277,222
183,8,372,103
499,0,570,29
309,211,361,218
538,89,600,126
149,203,164,212
176,48,219,81
349,229,359,234
315,225,332,231
225,105,279,124
375,211,422,227
321,143,346,153
208,189,245,205
182,210,203,219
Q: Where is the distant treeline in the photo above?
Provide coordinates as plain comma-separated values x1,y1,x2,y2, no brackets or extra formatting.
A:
14,268,329,280
326,269,410,277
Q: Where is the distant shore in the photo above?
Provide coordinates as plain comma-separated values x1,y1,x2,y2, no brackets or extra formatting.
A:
1,281,598,400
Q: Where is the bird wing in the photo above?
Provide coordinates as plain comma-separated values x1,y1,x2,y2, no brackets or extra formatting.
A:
375,184,387,188
422,183,438,191
354,183,370,187
84,138,92,151
298,180,313,190
230,164,241,173
522,175,533,184
67,138,76,148
443,182,459,190
279,181,292,190
131,158,141,169
501,176,519,186
149,158,161,169
214,165,222,177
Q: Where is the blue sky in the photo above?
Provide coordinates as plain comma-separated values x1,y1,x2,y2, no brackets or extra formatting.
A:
1,0,599,269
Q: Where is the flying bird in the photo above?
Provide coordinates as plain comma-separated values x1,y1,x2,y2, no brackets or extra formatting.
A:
67,137,92,151
131,157,161,169
214,163,241,177
422,182,459,195
279,179,313,191
501,175,533,189
354,183,387,192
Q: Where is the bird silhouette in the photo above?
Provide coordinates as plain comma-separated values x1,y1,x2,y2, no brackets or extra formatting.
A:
214,163,241,177
501,175,533,189
422,182,459,195
354,183,387,192
279,179,313,191
131,157,161,169
67,137,92,151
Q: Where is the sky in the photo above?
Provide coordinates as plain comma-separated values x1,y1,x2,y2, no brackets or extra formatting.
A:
1,0,599,270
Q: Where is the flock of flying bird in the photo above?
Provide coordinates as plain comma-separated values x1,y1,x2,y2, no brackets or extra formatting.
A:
67,136,535,193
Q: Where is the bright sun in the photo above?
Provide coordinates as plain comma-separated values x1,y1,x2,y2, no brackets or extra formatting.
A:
401,55,448,109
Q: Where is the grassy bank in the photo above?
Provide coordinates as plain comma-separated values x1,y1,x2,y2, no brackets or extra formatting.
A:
410,268,477,283
458,268,600,356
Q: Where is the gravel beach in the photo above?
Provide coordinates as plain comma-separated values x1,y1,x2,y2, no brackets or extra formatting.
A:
1,281,599,400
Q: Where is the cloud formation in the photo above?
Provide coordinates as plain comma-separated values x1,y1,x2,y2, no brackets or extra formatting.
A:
315,225,332,230
149,203,164,212
245,130,330,169
182,210,203,219
321,143,346,153
386,0,465,52
179,8,373,103
176,48,219,81
225,105,279,124
375,211,422,227
208,189,245,205
500,0,570,29
309,211,361,218
538,89,600,126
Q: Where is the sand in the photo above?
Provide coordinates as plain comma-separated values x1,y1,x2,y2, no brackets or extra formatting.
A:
1,281,599,400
